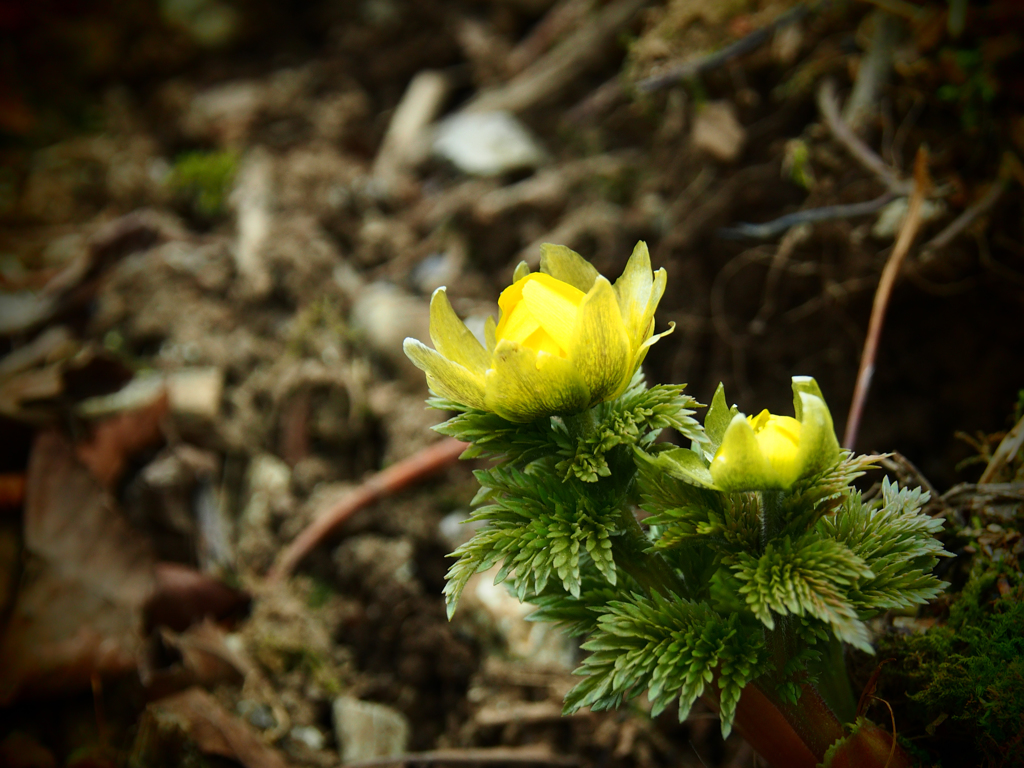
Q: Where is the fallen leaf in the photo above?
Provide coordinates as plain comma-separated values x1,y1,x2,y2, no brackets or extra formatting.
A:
0,431,158,704
140,618,250,699
0,327,134,425
134,687,290,768
146,561,251,634
0,472,26,509
75,391,169,489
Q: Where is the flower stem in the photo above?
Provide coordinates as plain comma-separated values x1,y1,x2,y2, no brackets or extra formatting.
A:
612,506,690,599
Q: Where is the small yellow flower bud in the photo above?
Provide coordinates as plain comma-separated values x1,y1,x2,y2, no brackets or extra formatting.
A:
709,378,840,491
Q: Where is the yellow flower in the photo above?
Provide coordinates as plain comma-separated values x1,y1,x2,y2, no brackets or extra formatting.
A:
709,377,840,491
403,242,672,422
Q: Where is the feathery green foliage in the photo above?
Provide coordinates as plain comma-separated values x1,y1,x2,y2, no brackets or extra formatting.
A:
821,479,948,612
432,373,948,739
727,533,874,651
431,376,703,482
563,591,767,737
443,465,618,615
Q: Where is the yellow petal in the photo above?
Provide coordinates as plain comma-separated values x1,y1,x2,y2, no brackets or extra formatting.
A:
429,288,490,376
751,411,803,487
499,298,543,345
484,314,497,354
484,340,589,422
633,268,668,355
627,321,675,383
539,243,599,292
520,273,584,352
709,413,776,491
793,389,840,478
646,268,668,330
404,338,487,409
568,276,632,402
613,241,655,345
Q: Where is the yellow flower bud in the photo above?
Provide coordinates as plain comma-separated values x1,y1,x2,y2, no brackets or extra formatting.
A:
709,377,840,491
403,242,673,422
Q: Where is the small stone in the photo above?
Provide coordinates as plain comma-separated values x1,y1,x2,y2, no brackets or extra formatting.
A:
692,101,746,163
332,697,410,763
167,367,224,421
871,197,945,240
349,282,429,383
237,700,277,730
289,725,326,752
433,111,547,177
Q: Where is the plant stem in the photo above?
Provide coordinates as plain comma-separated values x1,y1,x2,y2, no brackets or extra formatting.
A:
760,489,784,548
815,635,858,724
564,408,690,599
612,506,690,598
760,490,793,670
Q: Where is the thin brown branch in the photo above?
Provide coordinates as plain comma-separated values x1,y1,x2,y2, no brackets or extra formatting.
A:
463,0,647,114
843,148,931,451
921,176,1009,257
817,80,912,196
636,4,810,92
505,0,595,77
978,414,1024,484
268,437,468,581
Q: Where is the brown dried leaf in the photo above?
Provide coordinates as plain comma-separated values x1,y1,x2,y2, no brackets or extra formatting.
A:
135,687,290,768
146,561,251,634
75,390,169,489
140,618,250,699
0,431,157,703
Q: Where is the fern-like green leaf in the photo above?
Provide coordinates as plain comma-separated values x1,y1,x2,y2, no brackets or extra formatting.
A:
443,466,621,616
727,533,875,652
780,452,882,535
564,592,767,737
819,478,948,612
556,376,706,482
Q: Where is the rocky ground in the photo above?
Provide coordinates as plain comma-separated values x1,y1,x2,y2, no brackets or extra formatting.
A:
1,1,1023,767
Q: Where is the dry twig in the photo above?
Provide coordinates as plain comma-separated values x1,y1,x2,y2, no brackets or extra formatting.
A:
843,148,931,450
921,176,1010,258
464,0,646,114
817,80,912,196
506,0,595,77
268,437,467,581
718,193,896,240
978,414,1024,484
636,4,810,92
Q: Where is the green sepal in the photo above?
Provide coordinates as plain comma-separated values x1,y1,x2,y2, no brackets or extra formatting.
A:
637,445,715,488
704,383,738,457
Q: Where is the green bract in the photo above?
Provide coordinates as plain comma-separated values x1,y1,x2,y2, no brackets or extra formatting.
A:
403,241,672,422
709,376,841,491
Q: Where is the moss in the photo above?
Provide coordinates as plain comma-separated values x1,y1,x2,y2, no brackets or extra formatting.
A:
167,150,238,218
877,562,1024,766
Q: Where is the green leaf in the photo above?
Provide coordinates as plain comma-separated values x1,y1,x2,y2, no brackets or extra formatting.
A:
443,466,623,614
556,374,705,483
704,383,738,457
433,408,558,466
819,478,948,613
727,533,875,652
642,446,715,488
563,592,767,737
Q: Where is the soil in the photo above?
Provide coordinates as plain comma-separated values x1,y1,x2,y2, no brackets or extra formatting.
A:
1,1,1023,767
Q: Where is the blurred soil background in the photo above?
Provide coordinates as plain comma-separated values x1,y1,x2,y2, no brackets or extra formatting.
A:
0,1,1023,767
